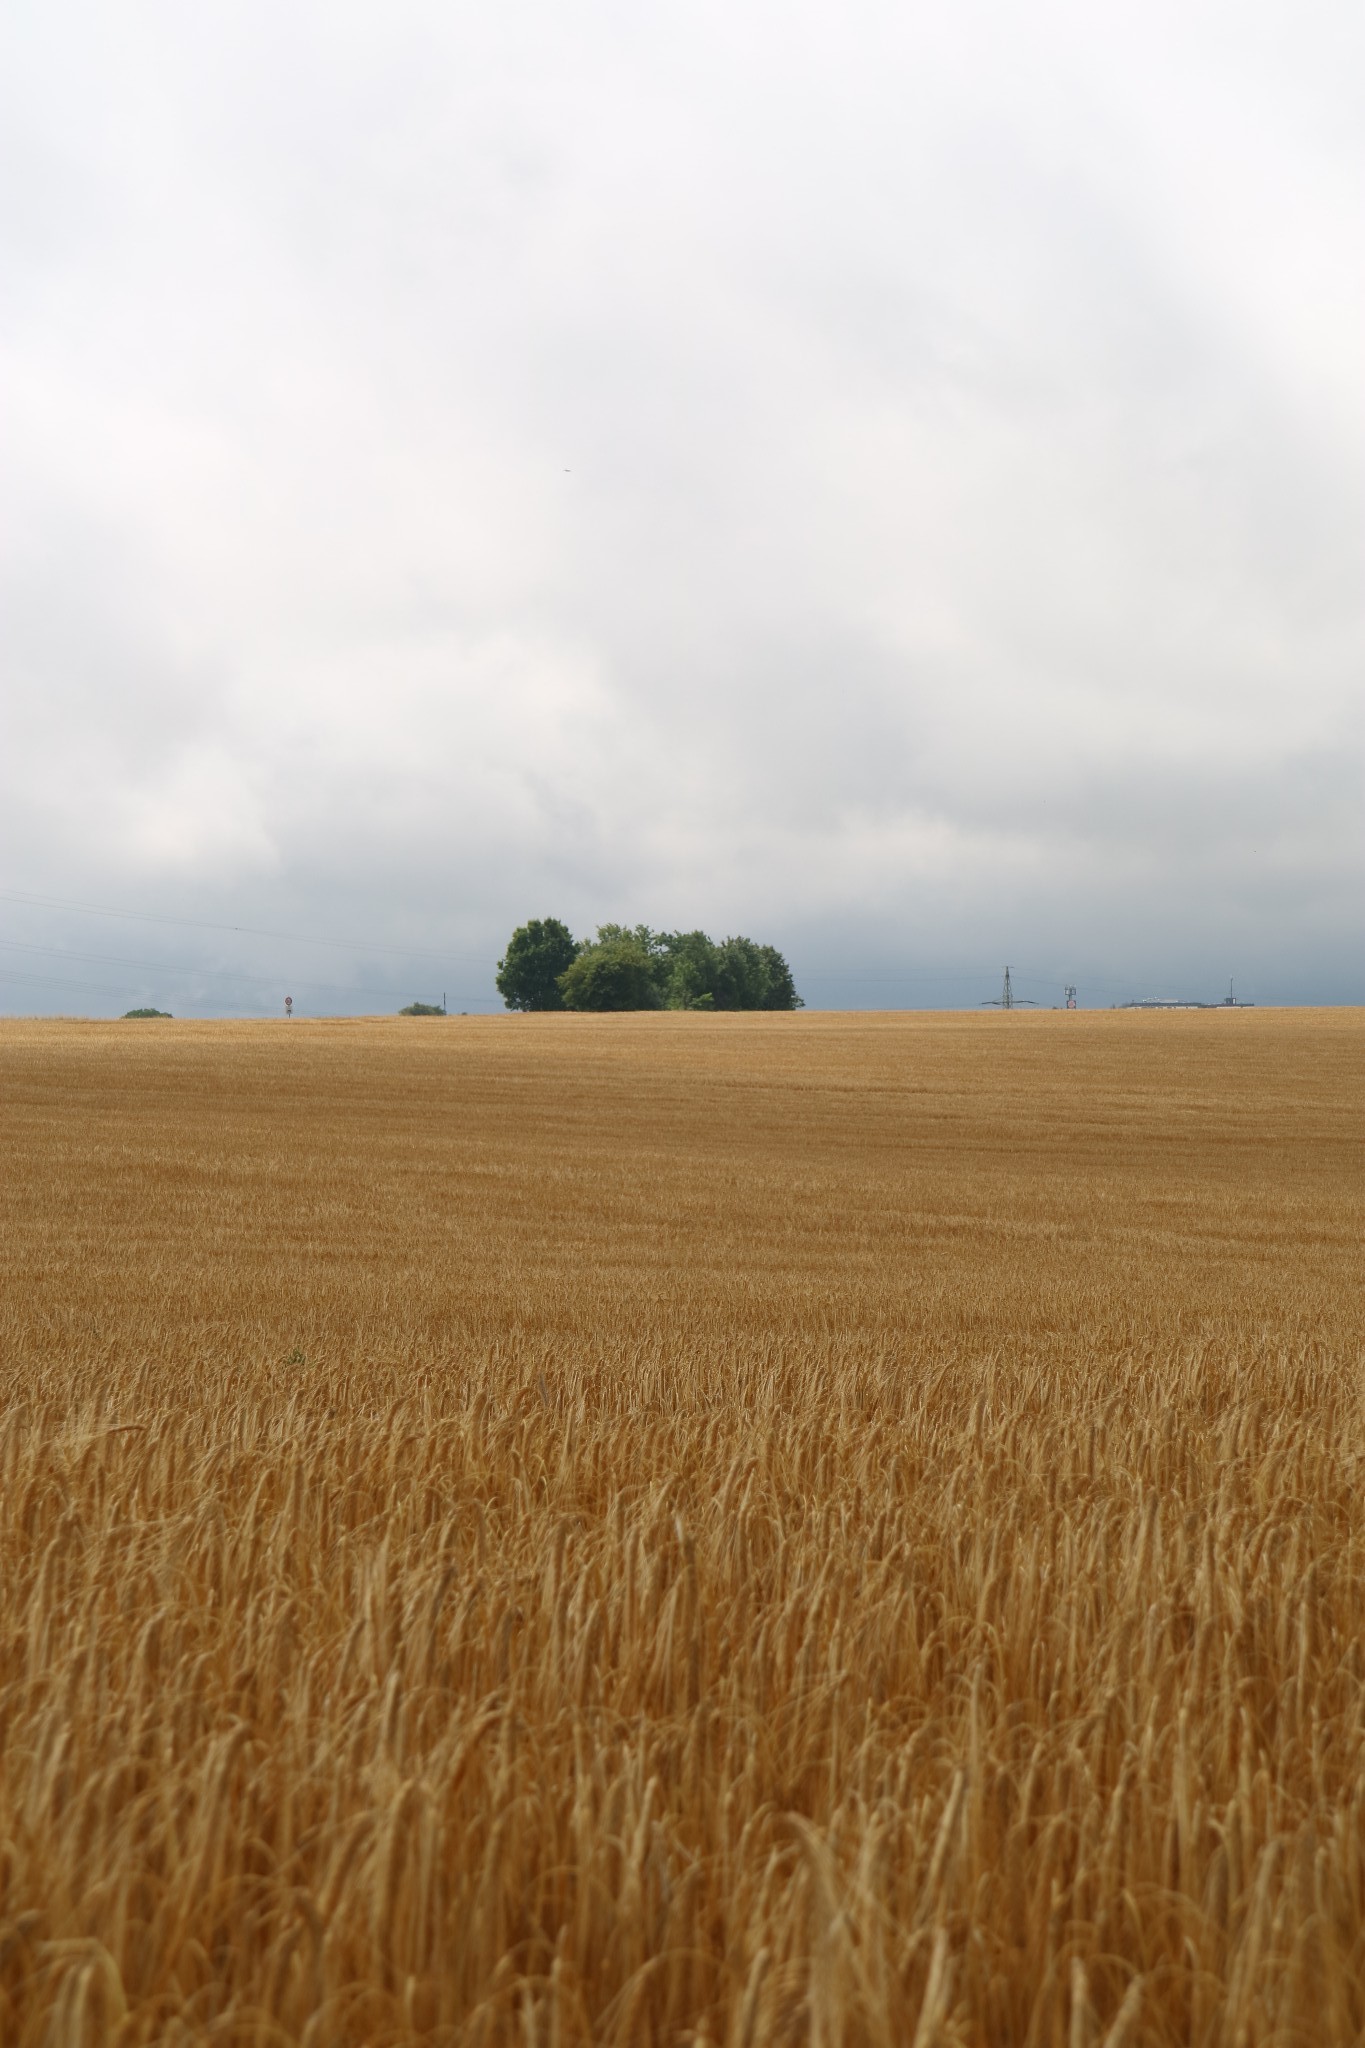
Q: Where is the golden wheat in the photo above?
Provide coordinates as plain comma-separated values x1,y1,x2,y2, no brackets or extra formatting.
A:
0,1009,1361,2045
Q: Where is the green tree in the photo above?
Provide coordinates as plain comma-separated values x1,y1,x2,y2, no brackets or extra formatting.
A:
706,936,803,1010
499,916,801,1012
496,918,580,1011
558,936,662,1011
712,936,767,1009
754,943,802,1010
657,929,723,1008
593,924,676,1002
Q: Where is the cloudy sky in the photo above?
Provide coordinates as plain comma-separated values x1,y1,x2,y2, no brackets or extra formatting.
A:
3,0,1362,1013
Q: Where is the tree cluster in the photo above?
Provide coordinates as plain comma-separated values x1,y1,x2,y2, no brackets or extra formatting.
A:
496,919,802,1013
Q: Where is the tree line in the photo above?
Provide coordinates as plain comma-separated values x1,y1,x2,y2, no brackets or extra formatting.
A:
496,919,802,1012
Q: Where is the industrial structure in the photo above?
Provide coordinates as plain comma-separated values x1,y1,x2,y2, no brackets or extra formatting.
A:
1121,982,1254,1011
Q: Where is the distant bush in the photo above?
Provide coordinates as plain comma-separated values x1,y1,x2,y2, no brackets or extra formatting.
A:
399,1002,446,1016
122,1008,173,1019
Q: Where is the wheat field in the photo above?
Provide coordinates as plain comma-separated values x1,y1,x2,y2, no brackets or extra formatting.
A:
0,1008,1361,2046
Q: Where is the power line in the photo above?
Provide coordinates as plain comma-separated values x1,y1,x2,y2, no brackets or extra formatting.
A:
0,967,155,1000
0,890,1200,1008
0,889,484,964
797,970,984,984
0,937,492,1005
0,965,499,1008
1,892,1148,996
798,964,1138,999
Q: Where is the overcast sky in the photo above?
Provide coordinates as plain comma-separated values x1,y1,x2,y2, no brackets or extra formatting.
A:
3,0,1362,1014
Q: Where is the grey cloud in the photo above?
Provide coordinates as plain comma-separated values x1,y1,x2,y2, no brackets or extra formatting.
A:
1,0,1361,1014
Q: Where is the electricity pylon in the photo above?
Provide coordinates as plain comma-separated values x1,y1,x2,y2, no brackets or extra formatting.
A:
981,966,1037,1008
